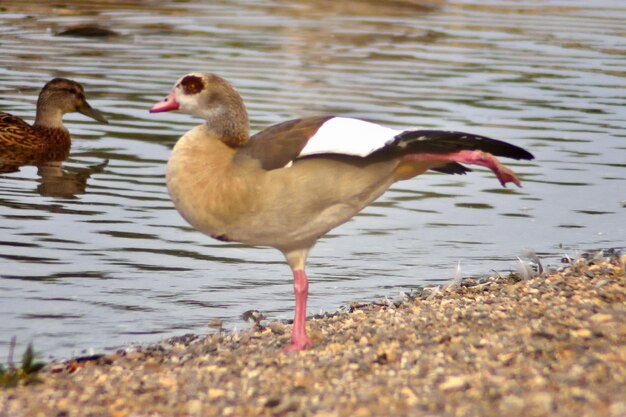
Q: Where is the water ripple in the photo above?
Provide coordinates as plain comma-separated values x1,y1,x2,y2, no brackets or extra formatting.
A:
0,0,624,361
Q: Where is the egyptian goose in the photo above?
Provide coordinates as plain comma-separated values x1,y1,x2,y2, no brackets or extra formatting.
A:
151,73,534,351
0,78,107,151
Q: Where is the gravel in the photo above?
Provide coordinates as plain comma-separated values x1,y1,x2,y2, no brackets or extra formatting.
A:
1,254,624,417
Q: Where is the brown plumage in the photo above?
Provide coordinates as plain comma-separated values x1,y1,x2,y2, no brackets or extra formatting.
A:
0,145,70,174
0,78,107,151
150,72,534,352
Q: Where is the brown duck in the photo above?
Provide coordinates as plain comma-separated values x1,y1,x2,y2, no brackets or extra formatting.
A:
0,78,107,151
151,72,534,352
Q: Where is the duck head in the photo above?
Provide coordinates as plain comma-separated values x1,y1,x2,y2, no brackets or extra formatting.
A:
36,78,108,125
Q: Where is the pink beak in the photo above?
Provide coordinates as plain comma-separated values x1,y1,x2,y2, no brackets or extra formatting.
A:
150,90,180,113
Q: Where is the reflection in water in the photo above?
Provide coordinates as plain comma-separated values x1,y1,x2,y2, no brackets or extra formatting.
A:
0,147,108,198
36,159,109,198
1,146,109,198
0,0,624,361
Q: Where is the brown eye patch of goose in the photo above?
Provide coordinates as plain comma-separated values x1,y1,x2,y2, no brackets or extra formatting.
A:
179,75,204,95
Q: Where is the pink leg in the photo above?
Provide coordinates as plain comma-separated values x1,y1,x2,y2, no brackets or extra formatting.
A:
282,269,313,352
403,150,523,187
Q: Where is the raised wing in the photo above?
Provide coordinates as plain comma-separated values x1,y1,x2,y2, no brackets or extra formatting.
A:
298,117,400,158
240,116,400,170
239,116,533,172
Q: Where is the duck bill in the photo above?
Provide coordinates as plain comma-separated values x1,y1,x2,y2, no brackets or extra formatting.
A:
150,90,179,113
78,103,108,124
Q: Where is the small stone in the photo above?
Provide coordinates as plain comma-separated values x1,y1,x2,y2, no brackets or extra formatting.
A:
208,318,223,330
208,388,226,399
268,322,286,335
570,328,592,338
590,313,613,322
187,399,202,414
439,376,469,392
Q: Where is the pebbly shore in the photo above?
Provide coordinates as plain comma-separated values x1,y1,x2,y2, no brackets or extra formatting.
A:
1,254,625,417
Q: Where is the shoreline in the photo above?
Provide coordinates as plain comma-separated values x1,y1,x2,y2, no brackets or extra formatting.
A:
1,254,624,417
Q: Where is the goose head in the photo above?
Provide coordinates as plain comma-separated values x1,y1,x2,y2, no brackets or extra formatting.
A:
150,73,249,145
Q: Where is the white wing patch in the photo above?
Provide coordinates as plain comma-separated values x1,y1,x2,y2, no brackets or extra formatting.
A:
298,117,401,158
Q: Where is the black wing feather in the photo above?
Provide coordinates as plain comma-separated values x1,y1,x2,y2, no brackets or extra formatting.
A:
390,130,534,161
430,162,472,175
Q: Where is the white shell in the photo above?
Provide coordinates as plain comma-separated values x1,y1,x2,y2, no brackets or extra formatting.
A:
298,117,401,158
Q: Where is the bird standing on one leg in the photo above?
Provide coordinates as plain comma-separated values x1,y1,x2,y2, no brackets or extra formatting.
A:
151,72,534,351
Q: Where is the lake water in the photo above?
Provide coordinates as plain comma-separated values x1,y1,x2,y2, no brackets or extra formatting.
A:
0,0,624,362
